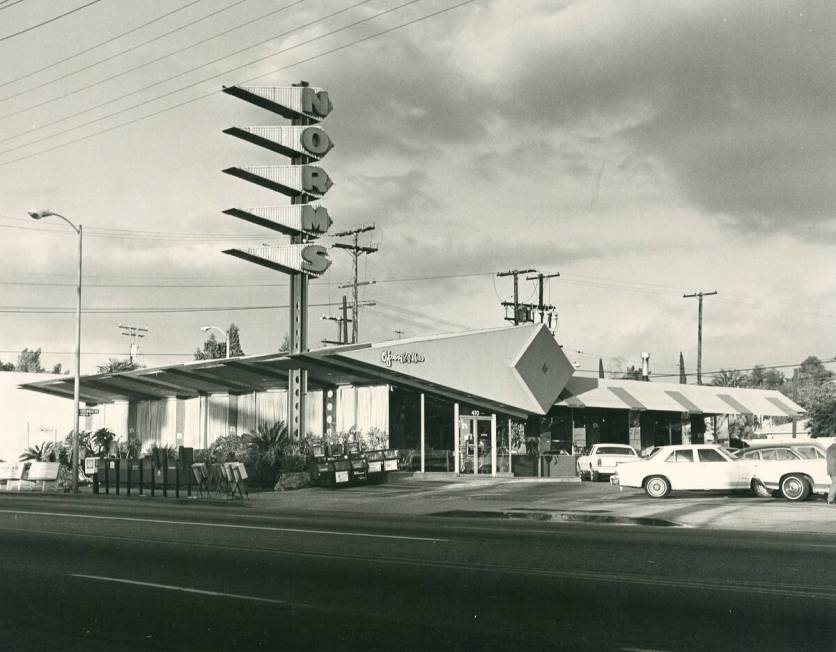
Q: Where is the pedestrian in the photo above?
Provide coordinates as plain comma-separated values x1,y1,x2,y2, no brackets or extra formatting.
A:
827,441,836,505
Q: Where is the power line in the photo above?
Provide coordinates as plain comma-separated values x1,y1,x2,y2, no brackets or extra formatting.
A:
373,300,471,331
0,0,101,44
0,0,475,166
0,349,193,357
0,0,378,148
0,0,204,93
0,0,27,13
0,0,304,117
0,301,346,314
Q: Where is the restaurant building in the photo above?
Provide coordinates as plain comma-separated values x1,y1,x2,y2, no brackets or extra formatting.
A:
21,324,804,476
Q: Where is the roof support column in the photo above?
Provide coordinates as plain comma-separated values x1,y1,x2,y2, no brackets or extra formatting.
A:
420,393,425,474
454,402,460,475
491,414,497,477
508,417,513,475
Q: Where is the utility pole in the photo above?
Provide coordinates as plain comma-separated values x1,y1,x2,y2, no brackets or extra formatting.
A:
321,295,361,346
525,271,559,324
118,324,148,364
394,330,404,339
333,225,377,343
497,269,536,325
683,290,717,385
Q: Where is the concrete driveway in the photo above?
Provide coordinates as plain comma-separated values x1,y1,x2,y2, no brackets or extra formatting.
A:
252,474,836,534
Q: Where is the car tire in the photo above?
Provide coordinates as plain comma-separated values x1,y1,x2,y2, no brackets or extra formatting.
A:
590,469,599,482
644,475,671,499
780,474,811,502
751,480,774,498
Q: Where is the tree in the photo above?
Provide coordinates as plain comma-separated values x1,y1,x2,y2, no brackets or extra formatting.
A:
91,428,116,457
19,441,55,462
17,348,44,373
0,359,14,371
97,358,141,373
619,365,641,380
227,323,244,357
798,355,833,384
194,323,245,360
711,369,747,388
804,382,836,437
51,363,63,374
278,334,289,353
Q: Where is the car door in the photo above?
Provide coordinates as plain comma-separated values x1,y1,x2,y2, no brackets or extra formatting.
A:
787,446,829,489
661,448,700,490
695,448,745,489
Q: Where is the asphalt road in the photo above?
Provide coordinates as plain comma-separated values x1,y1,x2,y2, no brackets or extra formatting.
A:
0,493,834,651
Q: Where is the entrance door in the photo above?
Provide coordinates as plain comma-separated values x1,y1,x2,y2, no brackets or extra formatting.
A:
458,416,493,475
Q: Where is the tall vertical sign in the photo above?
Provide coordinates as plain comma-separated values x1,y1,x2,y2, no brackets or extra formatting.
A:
222,82,335,441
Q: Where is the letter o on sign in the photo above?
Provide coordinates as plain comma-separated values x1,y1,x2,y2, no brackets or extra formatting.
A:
301,127,333,157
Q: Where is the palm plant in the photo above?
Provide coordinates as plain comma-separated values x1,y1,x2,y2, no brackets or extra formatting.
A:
19,441,55,462
244,421,292,487
91,428,116,457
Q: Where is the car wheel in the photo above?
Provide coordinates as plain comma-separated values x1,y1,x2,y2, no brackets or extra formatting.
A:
751,480,773,498
590,469,599,482
780,474,811,502
644,475,670,499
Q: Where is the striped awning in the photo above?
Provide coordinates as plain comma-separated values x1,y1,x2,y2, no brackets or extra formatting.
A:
555,377,804,417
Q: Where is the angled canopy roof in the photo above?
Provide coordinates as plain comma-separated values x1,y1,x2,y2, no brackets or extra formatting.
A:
20,324,572,418
555,377,804,417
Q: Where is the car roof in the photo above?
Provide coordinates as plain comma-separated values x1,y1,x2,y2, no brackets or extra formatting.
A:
740,441,824,450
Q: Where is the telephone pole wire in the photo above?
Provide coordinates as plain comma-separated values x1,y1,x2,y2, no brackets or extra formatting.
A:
333,224,377,343
683,290,718,385
497,269,536,325
525,271,559,325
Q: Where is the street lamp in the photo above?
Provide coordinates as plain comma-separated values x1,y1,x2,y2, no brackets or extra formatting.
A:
28,208,82,494
200,325,229,358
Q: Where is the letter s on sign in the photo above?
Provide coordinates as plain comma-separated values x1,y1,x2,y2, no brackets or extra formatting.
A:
301,245,331,275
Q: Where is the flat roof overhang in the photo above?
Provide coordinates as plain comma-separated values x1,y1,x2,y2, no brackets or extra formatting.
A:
19,325,566,419
19,353,531,418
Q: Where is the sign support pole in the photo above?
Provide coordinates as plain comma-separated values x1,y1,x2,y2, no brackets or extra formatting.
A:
288,106,309,442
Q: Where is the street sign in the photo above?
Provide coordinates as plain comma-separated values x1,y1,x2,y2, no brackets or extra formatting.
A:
223,244,331,276
78,408,99,416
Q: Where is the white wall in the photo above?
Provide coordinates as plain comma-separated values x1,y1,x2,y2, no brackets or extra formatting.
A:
0,372,70,463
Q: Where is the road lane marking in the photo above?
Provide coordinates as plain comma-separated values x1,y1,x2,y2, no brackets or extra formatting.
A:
0,509,446,542
70,574,312,608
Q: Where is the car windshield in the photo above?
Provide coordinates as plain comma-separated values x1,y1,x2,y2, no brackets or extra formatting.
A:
646,447,666,460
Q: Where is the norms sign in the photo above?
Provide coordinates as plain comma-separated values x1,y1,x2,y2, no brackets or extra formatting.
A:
380,351,426,367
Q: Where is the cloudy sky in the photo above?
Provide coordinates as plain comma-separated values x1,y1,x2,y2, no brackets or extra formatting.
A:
0,0,833,380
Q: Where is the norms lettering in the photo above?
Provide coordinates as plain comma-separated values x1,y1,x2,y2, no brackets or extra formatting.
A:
381,351,426,367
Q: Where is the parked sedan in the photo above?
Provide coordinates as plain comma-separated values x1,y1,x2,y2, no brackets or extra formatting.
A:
736,441,831,501
611,444,750,498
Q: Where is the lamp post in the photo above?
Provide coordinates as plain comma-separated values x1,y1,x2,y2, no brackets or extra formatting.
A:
200,325,229,358
28,209,82,494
